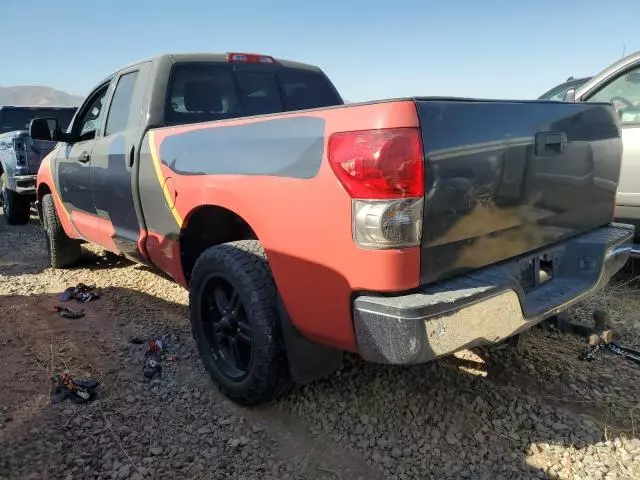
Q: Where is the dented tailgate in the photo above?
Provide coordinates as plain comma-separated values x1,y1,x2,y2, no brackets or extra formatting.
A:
415,99,623,285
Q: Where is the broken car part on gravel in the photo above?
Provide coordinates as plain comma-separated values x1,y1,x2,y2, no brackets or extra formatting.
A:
49,305,85,319
49,283,100,319
143,339,163,379
60,283,100,303
142,339,177,379
50,370,99,404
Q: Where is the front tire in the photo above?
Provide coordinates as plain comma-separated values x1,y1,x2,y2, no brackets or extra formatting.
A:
189,240,291,406
0,173,31,225
41,193,81,268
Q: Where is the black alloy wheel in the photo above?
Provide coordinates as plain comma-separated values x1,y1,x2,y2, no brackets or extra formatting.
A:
200,273,254,380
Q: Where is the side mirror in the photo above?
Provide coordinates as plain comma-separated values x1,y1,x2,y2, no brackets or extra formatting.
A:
29,117,62,142
563,88,577,102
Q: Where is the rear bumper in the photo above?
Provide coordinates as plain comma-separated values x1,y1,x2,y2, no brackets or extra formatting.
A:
353,223,634,364
13,175,36,195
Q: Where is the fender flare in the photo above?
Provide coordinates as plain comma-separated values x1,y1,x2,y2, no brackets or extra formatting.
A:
35,180,52,226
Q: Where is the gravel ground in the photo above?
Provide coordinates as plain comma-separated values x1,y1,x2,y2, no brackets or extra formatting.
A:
1,214,640,480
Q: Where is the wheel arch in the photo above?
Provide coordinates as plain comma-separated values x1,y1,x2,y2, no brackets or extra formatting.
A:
179,204,259,286
36,182,53,226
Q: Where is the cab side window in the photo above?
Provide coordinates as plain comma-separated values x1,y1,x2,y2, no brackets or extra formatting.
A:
105,71,139,136
587,66,640,126
75,84,110,141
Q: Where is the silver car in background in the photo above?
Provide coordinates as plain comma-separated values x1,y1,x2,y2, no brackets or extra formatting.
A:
540,51,640,240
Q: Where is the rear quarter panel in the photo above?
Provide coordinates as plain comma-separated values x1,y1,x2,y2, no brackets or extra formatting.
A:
143,101,421,351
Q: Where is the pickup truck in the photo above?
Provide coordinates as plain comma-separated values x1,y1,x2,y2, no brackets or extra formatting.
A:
30,52,634,406
0,105,76,224
539,50,640,240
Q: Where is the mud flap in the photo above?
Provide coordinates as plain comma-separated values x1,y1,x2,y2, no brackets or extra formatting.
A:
277,297,343,385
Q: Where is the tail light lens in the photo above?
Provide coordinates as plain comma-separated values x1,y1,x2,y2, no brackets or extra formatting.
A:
353,198,423,248
328,128,424,199
13,139,27,166
328,128,425,249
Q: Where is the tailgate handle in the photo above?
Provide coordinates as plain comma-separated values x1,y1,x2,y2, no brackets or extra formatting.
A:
535,131,567,156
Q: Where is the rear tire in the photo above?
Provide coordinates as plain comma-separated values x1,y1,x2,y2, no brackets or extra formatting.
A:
189,240,292,406
41,193,81,268
0,173,31,225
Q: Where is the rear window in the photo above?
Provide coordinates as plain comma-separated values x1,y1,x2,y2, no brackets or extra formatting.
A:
165,63,341,125
0,108,76,134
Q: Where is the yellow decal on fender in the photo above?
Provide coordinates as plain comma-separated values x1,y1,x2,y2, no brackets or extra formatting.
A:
148,130,184,227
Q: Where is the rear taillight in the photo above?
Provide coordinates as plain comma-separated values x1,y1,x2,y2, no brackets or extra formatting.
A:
328,128,424,199
328,128,425,249
13,139,27,166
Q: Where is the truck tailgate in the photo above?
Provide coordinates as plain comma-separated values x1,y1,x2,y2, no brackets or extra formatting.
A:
415,99,622,285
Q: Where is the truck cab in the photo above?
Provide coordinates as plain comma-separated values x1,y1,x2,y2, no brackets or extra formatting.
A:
0,106,76,224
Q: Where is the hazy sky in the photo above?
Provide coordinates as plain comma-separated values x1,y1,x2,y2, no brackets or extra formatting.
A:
2,0,638,102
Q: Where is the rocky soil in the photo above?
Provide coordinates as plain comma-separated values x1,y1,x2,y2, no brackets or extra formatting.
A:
1,214,640,479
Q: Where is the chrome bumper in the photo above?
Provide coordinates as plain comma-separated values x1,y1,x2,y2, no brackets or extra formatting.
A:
353,223,635,364
13,175,36,195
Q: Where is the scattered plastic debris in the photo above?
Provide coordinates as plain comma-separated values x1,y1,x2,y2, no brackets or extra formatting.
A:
50,370,99,404
60,283,100,304
49,305,85,319
580,341,640,365
140,338,178,378
143,339,164,379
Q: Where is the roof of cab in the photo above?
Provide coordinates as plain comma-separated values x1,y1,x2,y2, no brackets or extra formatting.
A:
118,52,322,73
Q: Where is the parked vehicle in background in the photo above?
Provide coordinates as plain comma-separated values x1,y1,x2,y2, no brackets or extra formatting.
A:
539,76,591,101
31,52,633,406
0,106,76,224
541,51,640,240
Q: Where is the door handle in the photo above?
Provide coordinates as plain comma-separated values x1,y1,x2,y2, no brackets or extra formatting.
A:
78,152,91,163
535,131,567,157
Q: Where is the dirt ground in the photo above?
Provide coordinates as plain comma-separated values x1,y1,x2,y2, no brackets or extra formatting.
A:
1,214,639,480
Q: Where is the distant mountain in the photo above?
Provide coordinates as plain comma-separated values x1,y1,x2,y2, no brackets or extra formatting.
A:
0,86,83,107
